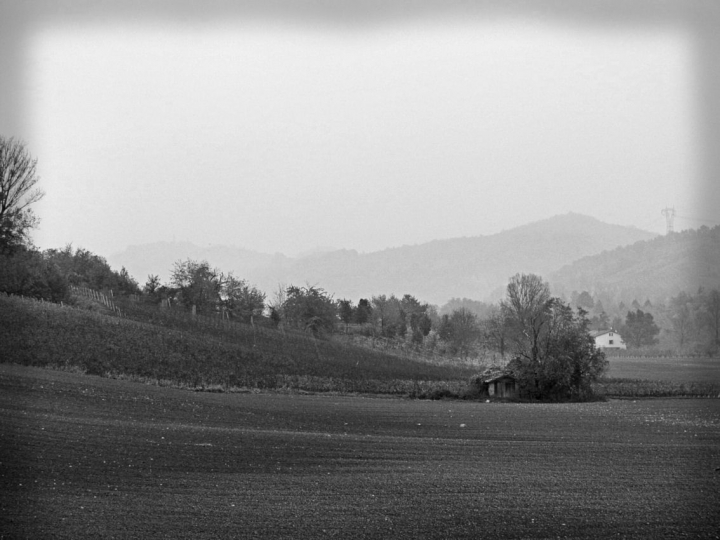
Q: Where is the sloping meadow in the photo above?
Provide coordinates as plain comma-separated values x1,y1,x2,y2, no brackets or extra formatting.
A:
0,294,475,395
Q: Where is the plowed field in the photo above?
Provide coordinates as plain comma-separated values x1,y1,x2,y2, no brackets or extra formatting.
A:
1,364,719,539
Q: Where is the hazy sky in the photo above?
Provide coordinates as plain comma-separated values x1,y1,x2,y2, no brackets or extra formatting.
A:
2,1,717,257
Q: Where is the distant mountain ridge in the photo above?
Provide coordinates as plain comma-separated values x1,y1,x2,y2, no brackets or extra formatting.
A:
110,213,657,305
548,225,720,304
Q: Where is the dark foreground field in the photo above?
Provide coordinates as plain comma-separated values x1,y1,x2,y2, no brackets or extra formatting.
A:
1,364,719,539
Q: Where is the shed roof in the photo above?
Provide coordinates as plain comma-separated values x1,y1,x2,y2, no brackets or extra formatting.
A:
484,373,516,384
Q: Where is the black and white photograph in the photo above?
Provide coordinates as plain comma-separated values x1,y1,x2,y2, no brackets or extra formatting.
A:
1,1,719,538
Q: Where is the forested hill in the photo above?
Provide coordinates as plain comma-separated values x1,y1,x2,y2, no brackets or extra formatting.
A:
276,214,656,304
548,225,720,304
111,213,655,305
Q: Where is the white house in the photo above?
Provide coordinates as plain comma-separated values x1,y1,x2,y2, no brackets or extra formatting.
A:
590,329,626,350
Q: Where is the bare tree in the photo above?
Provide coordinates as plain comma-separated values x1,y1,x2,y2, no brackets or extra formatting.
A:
0,137,44,252
0,137,44,221
501,273,554,363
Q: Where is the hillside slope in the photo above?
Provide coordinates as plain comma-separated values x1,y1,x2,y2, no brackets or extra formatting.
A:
0,294,474,395
548,225,720,303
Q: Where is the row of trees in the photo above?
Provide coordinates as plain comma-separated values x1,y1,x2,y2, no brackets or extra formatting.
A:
144,265,607,399
147,259,266,323
0,243,142,303
668,289,720,353
566,286,720,354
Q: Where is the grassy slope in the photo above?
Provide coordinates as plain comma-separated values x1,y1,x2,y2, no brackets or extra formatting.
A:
1,364,718,539
0,294,476,395
3,294,718,398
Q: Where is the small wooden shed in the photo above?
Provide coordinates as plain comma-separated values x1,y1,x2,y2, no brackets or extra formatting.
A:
485,374,518,399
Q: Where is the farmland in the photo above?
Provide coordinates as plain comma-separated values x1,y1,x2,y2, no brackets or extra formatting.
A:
2,364,719,539
606,355,720,384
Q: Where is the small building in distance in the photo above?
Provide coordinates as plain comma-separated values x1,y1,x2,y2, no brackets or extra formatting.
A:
485,373,518,398
590,329,626,350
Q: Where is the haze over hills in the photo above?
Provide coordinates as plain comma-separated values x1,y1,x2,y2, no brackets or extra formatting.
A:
110,213,657,305
548,224,720,304
109,241,288,285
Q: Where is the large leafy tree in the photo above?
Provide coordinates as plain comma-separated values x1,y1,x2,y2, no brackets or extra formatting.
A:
444,308,481,358
337,299,354,332
621,309,660,348
283,285,337,336
354,298,372,324
502,273,606,400
170,259,223,314
400,294,432,344
222,275,265,323
0,137,44,254
518,303,607,400
371,294,405,338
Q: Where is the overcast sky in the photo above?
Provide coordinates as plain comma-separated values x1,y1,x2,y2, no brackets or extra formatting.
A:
2,1,717,257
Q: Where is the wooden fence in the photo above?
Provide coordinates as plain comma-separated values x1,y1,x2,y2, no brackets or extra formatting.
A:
71,286,125,316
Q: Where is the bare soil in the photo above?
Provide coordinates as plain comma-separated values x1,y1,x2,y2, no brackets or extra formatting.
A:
1,364,719,539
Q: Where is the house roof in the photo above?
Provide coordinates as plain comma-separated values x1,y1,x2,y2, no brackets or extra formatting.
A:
590,329,619,338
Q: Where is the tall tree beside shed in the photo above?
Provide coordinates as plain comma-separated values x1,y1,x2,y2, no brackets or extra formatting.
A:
501,273,554,364
529,303,607,400
501,273,606,400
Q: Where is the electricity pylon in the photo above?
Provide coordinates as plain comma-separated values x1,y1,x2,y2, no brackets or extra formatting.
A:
661,207,675,234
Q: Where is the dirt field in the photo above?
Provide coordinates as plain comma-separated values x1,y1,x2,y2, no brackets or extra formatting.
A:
1,364,719,539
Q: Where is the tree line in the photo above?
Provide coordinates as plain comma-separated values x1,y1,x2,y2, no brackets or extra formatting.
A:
563,286,720,355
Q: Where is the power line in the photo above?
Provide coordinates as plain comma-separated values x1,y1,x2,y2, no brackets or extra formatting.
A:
675,214,720,226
